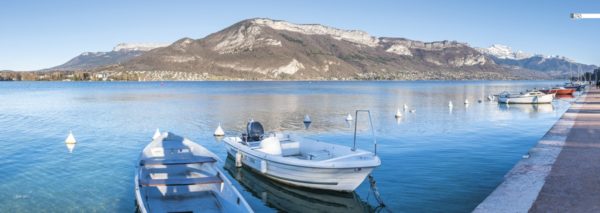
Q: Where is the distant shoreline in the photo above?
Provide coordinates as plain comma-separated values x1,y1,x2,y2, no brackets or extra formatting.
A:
0,79,567,82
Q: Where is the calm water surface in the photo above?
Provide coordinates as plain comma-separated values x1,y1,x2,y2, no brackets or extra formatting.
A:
0,81,574,212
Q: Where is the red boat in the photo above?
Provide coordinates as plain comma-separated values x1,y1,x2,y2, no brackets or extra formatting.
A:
539,87,575,95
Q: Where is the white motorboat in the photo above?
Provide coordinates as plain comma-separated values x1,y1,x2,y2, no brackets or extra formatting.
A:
135,131,253,213
497,91,554,104
223,110,381,192
223,156,372,213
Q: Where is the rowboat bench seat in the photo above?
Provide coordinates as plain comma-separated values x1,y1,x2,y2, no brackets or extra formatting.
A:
140,176,223,186
140,156,216,166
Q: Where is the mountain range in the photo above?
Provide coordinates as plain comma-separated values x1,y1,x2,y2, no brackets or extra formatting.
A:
47,43,168,71
477,44,597,77
44,18,597,80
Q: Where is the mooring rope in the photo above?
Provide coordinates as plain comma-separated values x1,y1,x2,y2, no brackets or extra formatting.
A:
368,174,386,208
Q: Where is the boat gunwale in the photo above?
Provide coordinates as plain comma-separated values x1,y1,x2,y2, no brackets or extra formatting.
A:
224,140,381,169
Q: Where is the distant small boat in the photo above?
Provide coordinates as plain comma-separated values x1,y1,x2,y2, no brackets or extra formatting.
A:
539,87,575,95
135,131,253,213
564,82,586,91
223,111,381,192
497,91,554,104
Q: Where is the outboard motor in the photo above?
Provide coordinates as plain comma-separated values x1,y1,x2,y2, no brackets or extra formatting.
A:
246,121,264,142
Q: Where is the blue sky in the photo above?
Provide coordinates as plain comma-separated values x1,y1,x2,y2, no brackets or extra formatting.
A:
1,0,599,70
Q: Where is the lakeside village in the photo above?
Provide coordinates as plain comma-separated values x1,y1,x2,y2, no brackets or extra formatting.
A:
0,70,212,81
1,68,600,82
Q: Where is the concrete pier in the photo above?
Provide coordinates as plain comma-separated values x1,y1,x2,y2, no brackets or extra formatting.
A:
475,87,600,212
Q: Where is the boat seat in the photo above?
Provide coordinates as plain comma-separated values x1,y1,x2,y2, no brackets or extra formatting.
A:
141,156,216,166
140,176,223,187
280,140,300,157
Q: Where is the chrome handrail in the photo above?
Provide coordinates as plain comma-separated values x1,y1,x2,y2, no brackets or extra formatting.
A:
352,110,377,155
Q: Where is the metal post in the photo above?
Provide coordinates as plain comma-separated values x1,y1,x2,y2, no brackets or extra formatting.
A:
352,110,378,155
352,110,359,151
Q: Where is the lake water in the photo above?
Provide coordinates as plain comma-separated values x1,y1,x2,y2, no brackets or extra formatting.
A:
0,81,573,212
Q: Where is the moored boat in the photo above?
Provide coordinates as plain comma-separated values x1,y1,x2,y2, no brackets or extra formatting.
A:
497,91,554,104
223,111,381,192
223,155,374,213
564,82,586,91
135,131,253,213
539,87,575,95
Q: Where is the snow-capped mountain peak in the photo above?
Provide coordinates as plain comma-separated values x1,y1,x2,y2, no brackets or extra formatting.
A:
477,44,532,60
113,43,169,52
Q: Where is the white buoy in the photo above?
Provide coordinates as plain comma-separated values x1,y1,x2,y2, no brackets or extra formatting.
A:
214,123,225,136
448,101,453,108
395,108,403,118
403,104,408,111
464,99,469,105
152,128,161,140
345,113,353,121
65,131,76,144
303,114,311,123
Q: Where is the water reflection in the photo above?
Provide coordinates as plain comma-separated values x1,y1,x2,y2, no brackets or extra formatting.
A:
497,103,554,113
395,116,403,125
223,156,375,213
213,136,224,143
65,142,75,153
303,121,311,129
555,94,575,99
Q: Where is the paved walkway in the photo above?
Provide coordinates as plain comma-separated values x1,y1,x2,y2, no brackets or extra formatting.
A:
475,87,600,212
530,88,600,212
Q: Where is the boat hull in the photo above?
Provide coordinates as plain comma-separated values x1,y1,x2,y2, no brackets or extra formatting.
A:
135,132,253,213
539,89,575,95
223,156,372,213
225,143,375,192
